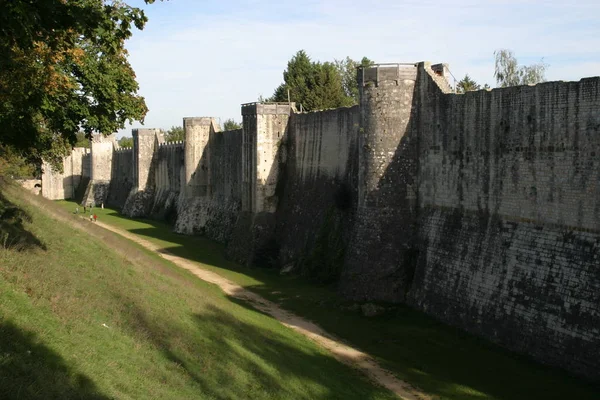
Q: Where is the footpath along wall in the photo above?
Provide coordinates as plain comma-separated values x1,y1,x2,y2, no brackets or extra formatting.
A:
41,62,600,380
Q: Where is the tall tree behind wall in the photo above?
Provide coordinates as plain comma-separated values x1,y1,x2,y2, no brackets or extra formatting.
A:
222,119,242,131
334,56,374,103
164,126,184,143
494,49,548,87
270,51,372,111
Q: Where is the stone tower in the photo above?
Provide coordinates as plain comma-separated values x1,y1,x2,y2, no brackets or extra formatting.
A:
227,102,294,263
121,128,161,216
182,117,219,198
341,64,420,302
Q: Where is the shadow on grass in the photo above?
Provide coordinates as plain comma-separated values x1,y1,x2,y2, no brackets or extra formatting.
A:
71,208,600,399
120,301,394,400
0,320,107,400
0,190,46,251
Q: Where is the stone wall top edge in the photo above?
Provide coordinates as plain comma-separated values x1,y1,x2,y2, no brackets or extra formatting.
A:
220,128,243,135
91,133,117,143
133,128,161,135
291,104,360,116
241,102,295,116
443,75,599,97
158,141,185,146
183,117,216,126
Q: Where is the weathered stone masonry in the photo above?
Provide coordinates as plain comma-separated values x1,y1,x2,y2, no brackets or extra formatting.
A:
42,62,600,380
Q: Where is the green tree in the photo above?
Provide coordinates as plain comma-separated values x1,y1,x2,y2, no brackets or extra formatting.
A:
270,50,352,111
223,119,242,131
165,126,184,143
494,49,548,87
118,137,134,148
334,56,374,103
74,132,90,148
0,0,160,170
0,145,37,178
457,74,481,93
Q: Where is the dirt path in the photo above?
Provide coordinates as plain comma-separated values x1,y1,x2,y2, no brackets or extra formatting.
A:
93,220,430,400
28,190,429,400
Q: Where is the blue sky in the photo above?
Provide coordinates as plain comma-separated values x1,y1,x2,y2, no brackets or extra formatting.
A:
117,0,600,137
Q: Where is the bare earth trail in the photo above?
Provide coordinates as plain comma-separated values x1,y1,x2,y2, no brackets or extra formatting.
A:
32,194,429,400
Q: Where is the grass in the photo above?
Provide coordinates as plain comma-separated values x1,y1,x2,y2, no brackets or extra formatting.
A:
0,182,398,400
56,199,600,400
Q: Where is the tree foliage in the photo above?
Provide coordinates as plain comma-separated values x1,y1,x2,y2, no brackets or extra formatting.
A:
457,74,482,93
494,49,548,88
74,132,90,148
118,137,134,148
334,56,374,103
0,0,159,169
223,119,242,131
0,145,37,179
270,51,371,111
164,126,184,143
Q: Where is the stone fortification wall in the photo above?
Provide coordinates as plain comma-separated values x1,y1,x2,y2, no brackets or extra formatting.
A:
409,64,600,379
83,134,117,206
275,106,360,280
106,147,134,208
122,129,162,216
42,147,89,200
37,61,600,381
342,64,421,302
150,141,184,222
175,118,243,242
228,103,293,264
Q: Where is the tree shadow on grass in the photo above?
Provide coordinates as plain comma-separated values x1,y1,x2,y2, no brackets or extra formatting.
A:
0,320,108,400
98,210,600,400
0,190,46,251
120,300,395,400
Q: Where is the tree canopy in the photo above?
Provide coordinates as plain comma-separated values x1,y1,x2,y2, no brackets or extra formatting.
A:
269,51,371,111
334,56,374,103
118,137,134,148
456,74,490,93
223,119,242,131
164,126,184,143
0,0,159,169
494,49,548,87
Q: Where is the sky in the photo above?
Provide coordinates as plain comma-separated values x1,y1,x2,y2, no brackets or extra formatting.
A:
117,0,600,138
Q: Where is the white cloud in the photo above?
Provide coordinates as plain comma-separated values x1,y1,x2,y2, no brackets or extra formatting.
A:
118,0,600,137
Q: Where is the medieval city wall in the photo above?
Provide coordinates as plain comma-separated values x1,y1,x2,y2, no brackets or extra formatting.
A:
409,65,600,379
275,106,360,279
39,62,600,380
175,121,243,242
107,147,134,207
150,141,184,222
41,147,89,200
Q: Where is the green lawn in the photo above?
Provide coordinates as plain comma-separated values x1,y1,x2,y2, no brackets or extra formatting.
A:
0,183,398,400
55,199,600,400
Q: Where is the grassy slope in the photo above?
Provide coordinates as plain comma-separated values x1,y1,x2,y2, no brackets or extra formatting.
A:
58,200,600,400
0,183,397,400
